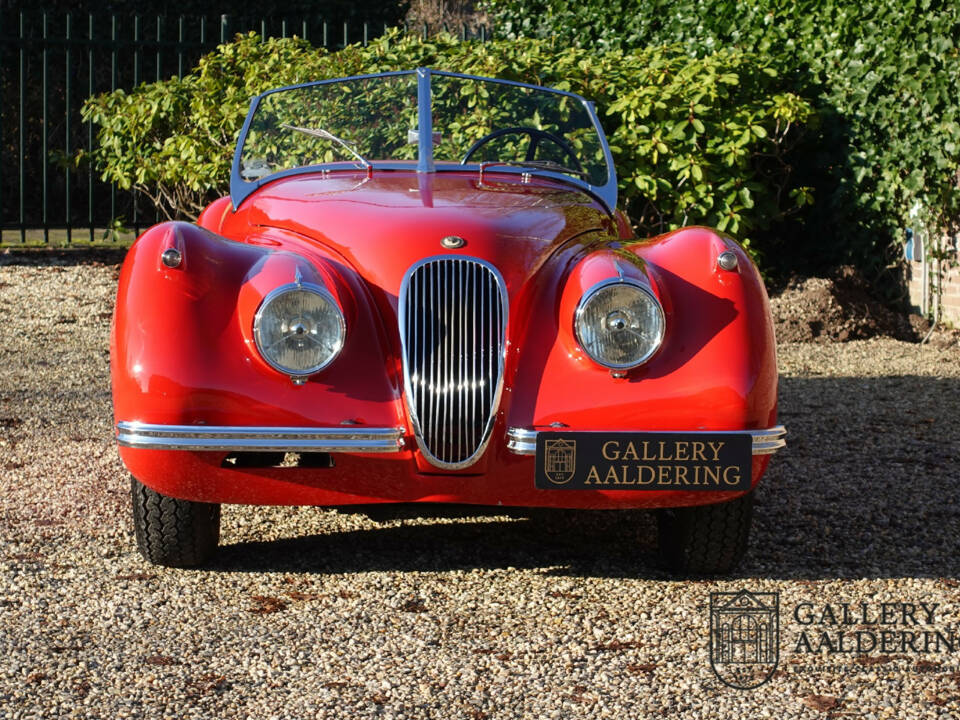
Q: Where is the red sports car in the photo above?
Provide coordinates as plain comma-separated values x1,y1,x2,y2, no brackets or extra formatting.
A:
112,68,785,573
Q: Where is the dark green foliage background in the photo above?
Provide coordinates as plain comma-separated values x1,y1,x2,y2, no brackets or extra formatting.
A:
485,0,960,283
81,31,815,268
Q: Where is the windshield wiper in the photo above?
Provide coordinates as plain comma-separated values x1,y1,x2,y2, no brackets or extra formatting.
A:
480,159,588,179
281,123,370,169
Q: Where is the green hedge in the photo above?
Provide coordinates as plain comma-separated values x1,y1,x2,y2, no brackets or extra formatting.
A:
485,0,960,280
80,31,815,266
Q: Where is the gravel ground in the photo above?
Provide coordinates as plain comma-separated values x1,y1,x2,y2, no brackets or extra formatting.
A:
1,258,960,719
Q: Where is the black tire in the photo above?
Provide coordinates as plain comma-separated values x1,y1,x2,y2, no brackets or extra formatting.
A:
130,477,221,568
657,491,753,575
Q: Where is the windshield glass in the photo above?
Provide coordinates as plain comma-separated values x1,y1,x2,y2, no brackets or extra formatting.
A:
239,74,418,179
234,69,615,208
430,74,607,186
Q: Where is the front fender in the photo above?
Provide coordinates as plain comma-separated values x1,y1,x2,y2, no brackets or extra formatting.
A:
111,222,404,431
505,226,778,433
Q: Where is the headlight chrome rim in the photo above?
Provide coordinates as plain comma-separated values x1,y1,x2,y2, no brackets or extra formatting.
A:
253,281,346,377
574,278,665,370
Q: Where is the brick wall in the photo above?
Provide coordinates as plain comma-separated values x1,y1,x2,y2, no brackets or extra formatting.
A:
942,262,960,325
905,239,960,326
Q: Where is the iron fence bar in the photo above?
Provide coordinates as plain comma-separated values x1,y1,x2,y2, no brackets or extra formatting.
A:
0,11,3,239
0,12,3,240
177,16,184,78
65,13,71,242
0,14,491,50
156,15,162,225
42,13,48,243
18,13,24,241
88,14,94,242
133,16,140,87
110,15,116,231
133,16,141,234
0,12,491,242
4,35,247,50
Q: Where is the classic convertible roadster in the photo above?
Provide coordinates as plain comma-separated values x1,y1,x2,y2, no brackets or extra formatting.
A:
112,69,785,573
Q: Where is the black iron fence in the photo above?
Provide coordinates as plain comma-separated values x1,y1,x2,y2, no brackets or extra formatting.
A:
0,11,489,244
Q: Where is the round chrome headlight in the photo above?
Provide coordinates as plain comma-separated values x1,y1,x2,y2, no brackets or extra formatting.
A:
574,280,665,369
253,283,345,376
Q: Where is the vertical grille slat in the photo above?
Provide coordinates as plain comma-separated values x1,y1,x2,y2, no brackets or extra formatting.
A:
469,263,477,452
430,266,439,445
400,256,507,469
459,260,467,461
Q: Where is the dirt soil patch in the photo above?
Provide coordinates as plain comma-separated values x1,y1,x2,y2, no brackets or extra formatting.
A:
770,267,936,343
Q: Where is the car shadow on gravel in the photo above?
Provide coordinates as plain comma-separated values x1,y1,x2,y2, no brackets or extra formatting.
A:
214,508,673,579
216,374,960,582
745,374,960,581
1,248,128,266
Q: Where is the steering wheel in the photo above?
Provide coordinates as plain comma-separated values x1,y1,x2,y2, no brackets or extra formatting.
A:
460,126,585,175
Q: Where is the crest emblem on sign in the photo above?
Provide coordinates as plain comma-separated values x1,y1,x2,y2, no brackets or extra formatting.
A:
543,438,576,484
709,590,779,689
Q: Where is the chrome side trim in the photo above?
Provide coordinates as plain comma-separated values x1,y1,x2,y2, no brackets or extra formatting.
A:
749,426,789,455
506,426,787,456
116,422,405,452
505,428,538,454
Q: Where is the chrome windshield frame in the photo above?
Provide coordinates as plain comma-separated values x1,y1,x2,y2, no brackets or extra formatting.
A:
229,67,618,212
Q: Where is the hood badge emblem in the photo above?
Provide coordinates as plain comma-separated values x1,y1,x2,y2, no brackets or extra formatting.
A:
441,235,466,249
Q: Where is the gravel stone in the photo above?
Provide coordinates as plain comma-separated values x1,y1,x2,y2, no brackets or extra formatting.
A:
1,258,959,718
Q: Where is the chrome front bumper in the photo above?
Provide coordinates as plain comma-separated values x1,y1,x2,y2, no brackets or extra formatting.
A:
505,426,787,456
115,422,405,453
116,422,785,457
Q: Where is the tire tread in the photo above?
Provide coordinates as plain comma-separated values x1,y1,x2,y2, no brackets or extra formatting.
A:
658,492,753,575
131,477,220,568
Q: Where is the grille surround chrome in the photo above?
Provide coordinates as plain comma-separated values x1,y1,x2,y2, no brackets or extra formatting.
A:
398,255,508,469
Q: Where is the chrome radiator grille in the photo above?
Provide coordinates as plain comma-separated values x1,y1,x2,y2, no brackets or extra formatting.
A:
399,256,507,469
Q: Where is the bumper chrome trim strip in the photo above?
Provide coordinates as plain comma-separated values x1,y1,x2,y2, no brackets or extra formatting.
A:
116,422,405,453
506,426,786,456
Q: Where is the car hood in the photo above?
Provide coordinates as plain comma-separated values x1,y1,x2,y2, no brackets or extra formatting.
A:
236,170,612,296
